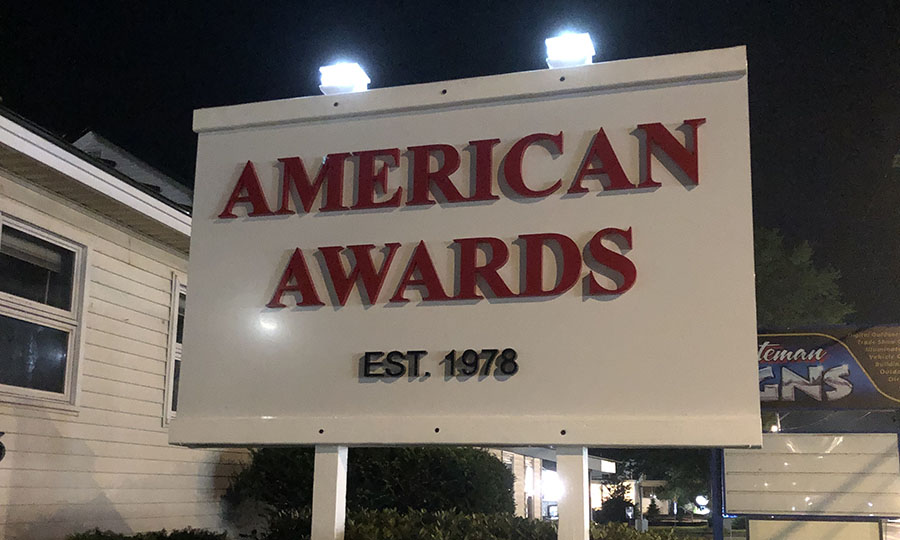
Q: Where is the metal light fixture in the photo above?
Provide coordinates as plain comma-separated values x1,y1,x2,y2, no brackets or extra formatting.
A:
545,32,596,68
318,62,371,95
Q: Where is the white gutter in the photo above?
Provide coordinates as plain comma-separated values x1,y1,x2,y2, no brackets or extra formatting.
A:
0,114,192,236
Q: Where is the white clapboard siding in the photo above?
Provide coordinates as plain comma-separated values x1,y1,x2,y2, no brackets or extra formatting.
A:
91,251,172,293
82,359,166,391
87,298,169,334
0,418,246,460
1,500,224,524
0,487,228,507
84,329,168,366
90,283,171,320
0,451,243,476
0,470,233,490
78,392,170,417
4,513,226,540
80,377,164,403
82,344,167,377
86,312,170,349
91,236,184,279
90,266,172,306
1,412,172,446
3,434,245,464
0,172,247,538
725,433,900,516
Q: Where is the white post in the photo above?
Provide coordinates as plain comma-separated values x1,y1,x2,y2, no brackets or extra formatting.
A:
311,445,348,540
557,446,590,540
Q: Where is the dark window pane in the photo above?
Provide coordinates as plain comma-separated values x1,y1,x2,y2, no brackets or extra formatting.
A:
0,314,68,393
0,226,75,310
171,358,181,412
176,292,186,344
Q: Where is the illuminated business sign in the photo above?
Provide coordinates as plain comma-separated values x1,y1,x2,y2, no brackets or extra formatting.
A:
170,46,760,447
759,327,900,409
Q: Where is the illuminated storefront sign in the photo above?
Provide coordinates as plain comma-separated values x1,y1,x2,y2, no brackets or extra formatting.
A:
170,46,759,447
759,327,900,409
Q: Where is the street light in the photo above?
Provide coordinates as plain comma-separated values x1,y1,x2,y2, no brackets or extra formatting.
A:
545,32,596,68
318,62,371,95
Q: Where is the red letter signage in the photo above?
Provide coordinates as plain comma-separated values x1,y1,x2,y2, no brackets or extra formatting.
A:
567,129,634,193
636,118,706,187
352,148,403,209
502,132,564,198
218,161,274,218
585,227,636,295
520,233,582,297
320,243,401,305
267,249,325,307
276,154,350,214
407,144,466,206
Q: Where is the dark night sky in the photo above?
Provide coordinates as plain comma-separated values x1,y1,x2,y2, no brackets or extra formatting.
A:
1,1,898,322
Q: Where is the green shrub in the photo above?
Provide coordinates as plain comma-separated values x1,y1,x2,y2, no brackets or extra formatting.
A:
249,509,701,540
348,509,558,540
592,483,632,524
226,447,515,516
252,508,556,540
68,528,228,540
644,499,661,523
591,523,695,540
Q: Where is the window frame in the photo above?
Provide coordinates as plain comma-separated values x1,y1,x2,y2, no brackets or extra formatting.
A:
164,272,186,424
0,213,85,409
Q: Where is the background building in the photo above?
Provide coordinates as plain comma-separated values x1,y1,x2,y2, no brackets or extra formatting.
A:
0,108,245,539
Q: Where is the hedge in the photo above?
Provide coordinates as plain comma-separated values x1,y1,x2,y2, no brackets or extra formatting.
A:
68,529,227,540
226,447,515,515
250,509,700,540
68,514,701,540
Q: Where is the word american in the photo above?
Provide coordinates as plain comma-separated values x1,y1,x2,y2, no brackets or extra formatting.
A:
217,119,705,217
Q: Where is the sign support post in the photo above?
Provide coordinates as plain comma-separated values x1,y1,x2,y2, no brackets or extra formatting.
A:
709,448,724,540
557,446,590,540
311,445,348,540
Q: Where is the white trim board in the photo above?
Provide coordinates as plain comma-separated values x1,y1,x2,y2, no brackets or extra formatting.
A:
193,46,747,133
0,115,191,237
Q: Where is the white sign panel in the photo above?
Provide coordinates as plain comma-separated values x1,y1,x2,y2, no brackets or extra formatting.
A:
748,520,880,540
726,433,900,517
170,47,760,447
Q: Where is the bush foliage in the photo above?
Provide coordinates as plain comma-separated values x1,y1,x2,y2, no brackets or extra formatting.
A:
591,523,688,540
592,483,632,524
252,509,697,540
68,529,227,540
226,447,515,515
644,499,662,523
67,515,701,540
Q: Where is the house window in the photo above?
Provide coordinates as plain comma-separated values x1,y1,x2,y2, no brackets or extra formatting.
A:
0,216,83,406
165,276,186,421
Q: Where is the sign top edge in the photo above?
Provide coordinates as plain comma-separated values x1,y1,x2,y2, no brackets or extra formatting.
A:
192,46,747,134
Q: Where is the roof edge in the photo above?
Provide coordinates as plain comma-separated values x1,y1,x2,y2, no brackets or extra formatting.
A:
0,108,191,237
194,46,747,133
